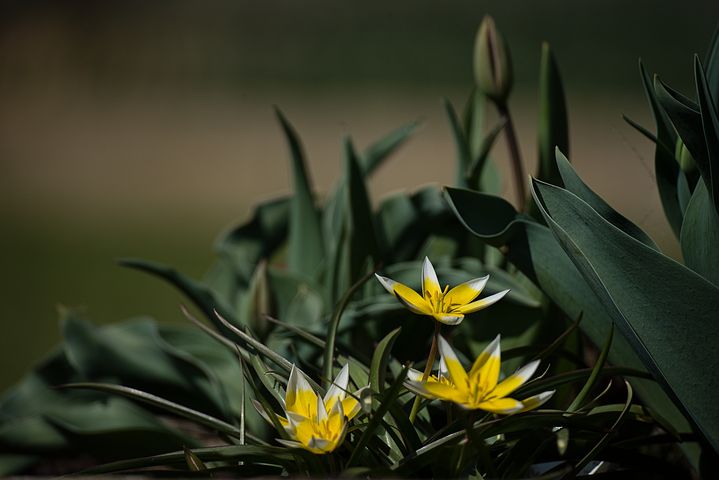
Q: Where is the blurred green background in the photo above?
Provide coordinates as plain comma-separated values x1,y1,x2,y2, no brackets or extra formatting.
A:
1,0,717,391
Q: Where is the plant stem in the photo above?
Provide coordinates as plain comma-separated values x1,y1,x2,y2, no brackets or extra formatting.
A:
496,101,527,210
409,321,441,423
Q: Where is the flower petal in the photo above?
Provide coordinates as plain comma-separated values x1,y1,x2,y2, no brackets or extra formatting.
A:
421,257,442,299
286,365,319,419
520,390,555,412
445,275,489,306
490,359,540,399
438,356,450,383
276,439,305,450
437,335,469,388
454,289,510,314
316,393,328,423
340,388,366,420
476,397,524,414
469,334,501,393
375,274,432,315
407,367,426,382
323,364,349,409
422,381,467,404
433,313,465,325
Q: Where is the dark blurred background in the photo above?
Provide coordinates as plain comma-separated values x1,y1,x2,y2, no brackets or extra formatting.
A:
1,0,717,390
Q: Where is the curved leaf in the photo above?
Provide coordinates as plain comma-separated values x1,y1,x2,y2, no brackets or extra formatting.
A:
370,327,401,394
637,61,682,237
275,108,325,279
555,149,658,249
694,57,719,215
445,186,690,437
531,178,719,451
361,121,419,176
537,43,569,187
215,196,289,284
680,179,719,287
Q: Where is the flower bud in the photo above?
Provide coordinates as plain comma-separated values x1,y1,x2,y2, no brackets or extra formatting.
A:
474,16,513,104
674,138,696,173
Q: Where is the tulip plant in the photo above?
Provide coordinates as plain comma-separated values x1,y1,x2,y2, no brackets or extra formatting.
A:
1,15,717,480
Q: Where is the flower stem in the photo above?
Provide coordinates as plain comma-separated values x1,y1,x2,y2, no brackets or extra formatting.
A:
496,101,527,211
409,321,441,423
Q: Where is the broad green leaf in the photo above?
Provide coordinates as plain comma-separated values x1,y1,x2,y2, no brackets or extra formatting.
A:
215,196,289,284
361,121,419,176
445,187,690,437
680,179,719,287
62,314,229,417
555,149,658,249
46,396,196,460
531,178,719,451
537,42,569,187
275,108,325,279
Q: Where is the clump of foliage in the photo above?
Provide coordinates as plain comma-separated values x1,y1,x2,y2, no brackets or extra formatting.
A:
1,16,718,479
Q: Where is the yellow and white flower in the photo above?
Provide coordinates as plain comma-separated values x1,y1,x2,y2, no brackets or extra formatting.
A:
407,335,554,413
254,364,364,454
375,257,509,325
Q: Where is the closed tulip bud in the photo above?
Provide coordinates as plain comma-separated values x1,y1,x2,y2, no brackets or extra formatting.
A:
674,138,696,173
474,16,513,104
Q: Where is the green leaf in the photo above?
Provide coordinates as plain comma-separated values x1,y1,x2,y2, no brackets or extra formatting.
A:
637,61,682,237
567,324,613,412
537,42,569,187
531,178,719,451
80,444,297,474
361,121,419,176
443,97,472,188
58,383,244,439
46,396,197,460
555,149,658,249
445,187,690,437
184,446,207,471
680,179,719,287
215,196,289,284
322,269,376,389
344,137,380,279
704,24,719,112
275,108,325,279
346,363,410,468
62,313,232,420
370,327,401,394
574,381,634,472
466,119,506,190
119,258,236,333
694,57,719,215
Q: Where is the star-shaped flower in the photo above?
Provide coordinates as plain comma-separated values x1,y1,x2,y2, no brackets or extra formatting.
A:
254,364,365,454
375,257,509,325
406,335,554,413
